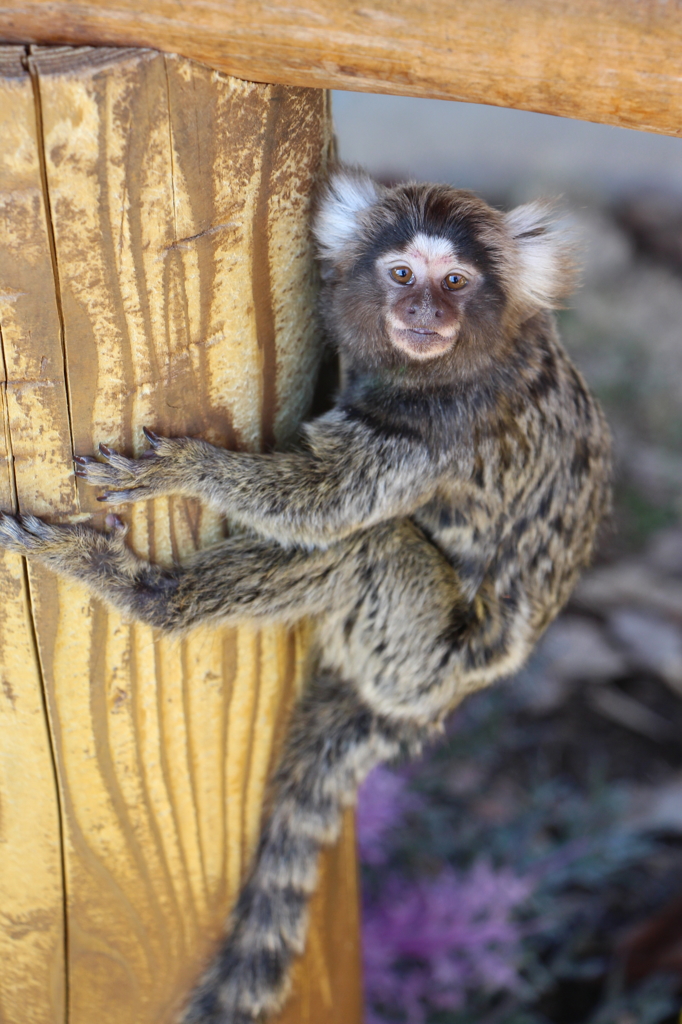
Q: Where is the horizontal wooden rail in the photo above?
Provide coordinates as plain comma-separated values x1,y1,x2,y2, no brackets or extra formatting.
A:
1,0,681,136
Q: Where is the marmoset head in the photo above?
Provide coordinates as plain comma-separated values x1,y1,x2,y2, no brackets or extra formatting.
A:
313,168,576,378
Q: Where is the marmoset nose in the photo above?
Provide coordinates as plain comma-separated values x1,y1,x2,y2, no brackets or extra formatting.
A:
406,297,444,321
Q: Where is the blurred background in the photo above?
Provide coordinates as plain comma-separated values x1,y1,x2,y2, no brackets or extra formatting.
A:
331,92,682,1024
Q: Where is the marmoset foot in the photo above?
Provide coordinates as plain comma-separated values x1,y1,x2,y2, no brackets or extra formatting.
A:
0,511,128,569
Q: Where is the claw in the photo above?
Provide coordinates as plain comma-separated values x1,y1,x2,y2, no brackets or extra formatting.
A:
143,426,161,447
98,490,139,504
99,443,113,458
74,455,88,466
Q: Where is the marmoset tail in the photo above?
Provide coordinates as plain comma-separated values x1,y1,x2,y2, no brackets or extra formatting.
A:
0,168,611,1023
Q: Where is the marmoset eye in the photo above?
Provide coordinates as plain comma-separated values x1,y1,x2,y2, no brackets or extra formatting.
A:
443,273,468,291
390,266,414,284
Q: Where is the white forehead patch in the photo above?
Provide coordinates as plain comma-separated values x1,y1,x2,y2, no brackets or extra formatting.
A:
405,233,458,263
380,232,478,279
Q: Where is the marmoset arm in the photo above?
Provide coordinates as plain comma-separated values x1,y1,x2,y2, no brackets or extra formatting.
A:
76,409,445,547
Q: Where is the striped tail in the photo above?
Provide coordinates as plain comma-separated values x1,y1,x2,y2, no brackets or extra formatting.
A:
182,670,426,1024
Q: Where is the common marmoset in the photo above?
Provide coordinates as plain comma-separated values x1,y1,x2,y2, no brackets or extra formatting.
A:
0,168,611,1024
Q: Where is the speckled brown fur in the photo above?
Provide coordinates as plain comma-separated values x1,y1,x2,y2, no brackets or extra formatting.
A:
0,169,611,1023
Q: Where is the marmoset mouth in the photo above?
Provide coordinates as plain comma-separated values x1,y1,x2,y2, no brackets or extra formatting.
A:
391,327,456,359
394,325,455,339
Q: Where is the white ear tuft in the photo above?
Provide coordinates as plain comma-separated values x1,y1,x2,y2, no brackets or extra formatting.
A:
313,168,381,263
505,202,577,310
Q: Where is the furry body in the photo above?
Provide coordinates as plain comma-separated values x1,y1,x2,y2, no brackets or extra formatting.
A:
0,172,611,1023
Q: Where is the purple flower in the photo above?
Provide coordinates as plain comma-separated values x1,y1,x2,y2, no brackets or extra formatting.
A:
357,766,420,865
363,863,533,1024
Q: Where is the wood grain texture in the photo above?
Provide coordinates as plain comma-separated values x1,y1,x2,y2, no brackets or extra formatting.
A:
0,45,67,1024
0,44,362,1024
1,1,682,135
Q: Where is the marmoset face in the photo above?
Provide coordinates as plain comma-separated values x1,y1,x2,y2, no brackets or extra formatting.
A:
314,171,576,377
376,233,481,361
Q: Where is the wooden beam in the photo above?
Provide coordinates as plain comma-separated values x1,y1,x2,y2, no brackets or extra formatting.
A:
0,44,361,1024
0,45,70,1024
0,1,681,136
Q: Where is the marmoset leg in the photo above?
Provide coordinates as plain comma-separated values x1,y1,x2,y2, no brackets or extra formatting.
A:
0,508,534,1024
0,513,528,694
182,668,429,1024
180,523,534,1024
0,513,349,631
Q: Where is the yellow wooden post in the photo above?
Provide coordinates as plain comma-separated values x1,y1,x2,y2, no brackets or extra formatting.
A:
0,44,362,1024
